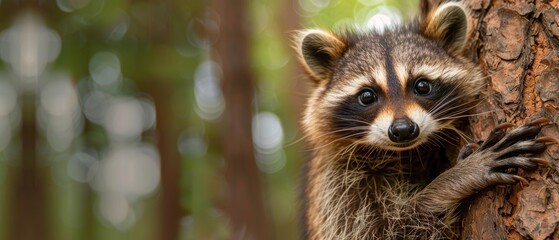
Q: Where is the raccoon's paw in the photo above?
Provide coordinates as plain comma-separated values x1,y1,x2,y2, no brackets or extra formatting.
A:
459,118,555,187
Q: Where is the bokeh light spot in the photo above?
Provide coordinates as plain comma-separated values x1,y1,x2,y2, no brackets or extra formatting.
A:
56,0,92,12
89,51,121,88
0,14,61,86
67,152,99,183
99,193,130,228
194,60,225,121
83,90,111,125
365,6,402,32
40,78,79,117
0,81,17,116
298,0,331,14
177,132,208,157
139,98,157,131
103,97,145,141
107,11,129,41
252,112,284,154
39,75,82,152
255,150,286,174
97,146,160,198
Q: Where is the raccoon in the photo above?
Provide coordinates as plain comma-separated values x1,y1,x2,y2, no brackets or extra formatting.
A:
295,2,554,239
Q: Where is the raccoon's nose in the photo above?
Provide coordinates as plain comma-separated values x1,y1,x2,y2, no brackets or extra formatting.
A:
388,118,420,143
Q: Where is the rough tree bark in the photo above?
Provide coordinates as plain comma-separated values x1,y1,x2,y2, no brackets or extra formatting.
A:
421,0,559,239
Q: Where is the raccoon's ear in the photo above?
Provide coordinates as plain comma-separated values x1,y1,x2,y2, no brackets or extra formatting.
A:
422,2,468,55
294,29,346,82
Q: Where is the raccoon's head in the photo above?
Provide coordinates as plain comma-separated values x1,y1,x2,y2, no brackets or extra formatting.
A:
296,3,484,151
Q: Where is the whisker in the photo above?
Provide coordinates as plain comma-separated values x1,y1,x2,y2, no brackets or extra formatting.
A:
428,80,464,114
431,97,481,117
436,109,500,121
440,126,471,143
304,131,369,152
285,126,371,148
332,116,372,125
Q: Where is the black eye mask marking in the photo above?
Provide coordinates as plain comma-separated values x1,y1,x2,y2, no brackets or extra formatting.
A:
329,89,383,140
408,79,465,118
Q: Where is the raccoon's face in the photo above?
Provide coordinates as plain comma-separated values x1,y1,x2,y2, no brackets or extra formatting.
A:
296,3,484,151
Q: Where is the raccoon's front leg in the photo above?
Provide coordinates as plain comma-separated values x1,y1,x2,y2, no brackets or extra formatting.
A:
414,118,555,214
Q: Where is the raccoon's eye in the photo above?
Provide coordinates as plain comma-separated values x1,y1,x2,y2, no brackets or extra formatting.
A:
414,78,432,95
358,88,377,106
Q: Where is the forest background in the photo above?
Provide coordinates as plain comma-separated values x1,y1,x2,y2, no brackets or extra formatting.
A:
0,0,419,240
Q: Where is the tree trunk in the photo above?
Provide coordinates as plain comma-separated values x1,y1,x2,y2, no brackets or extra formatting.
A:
421,0,559,239
149,82,182,240
135,1,183,239
213,0,271,239
8,94,50,240
4,4,52,240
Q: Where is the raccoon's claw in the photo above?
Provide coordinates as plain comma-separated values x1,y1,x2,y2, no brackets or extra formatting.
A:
484,169,534,188
457,143,479,161
492,125,542,152
484,172,517,184
496,140,546,160
530,157,551,167
483,172,529,186
511,175,529,185
479,123,515,150
496,123,517,130
490,157,539,172
526,117,551,126
535,136,558,144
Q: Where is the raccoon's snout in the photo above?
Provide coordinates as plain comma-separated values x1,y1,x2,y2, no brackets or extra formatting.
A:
388,118,420,143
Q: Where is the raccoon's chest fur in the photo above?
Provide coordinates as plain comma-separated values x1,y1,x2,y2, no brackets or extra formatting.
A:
304,143,455,239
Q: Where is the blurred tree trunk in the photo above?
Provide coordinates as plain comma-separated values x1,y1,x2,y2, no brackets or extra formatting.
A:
8,95,50,240
279,0,308,238
421,0,559,239
136,1,182,240
213,0,271,239
4,3,51,240
150,83,182,240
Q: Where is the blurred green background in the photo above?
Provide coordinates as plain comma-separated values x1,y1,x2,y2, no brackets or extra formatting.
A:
0,0,417,239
